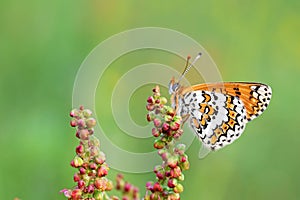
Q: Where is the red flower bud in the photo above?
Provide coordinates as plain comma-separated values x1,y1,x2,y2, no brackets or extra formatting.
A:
162,123,170,131
152,128,160,137
77,119,86,127
70,120,77,127
70,160,75,167
153,182,163,192
76,145,84,154
89,162,97,170
147,96,154,104
170,166,181,178
87,184,94,193
170,122,180,131
153,118,162,127
70,189,82,199
79,167,86,175
95,153,106,165
168,179,177,188
167,156,178,168
156,171,164,180
97,166,108,177
124,182,131,192
146,114,152,122
77,180,85,189
94,178,104,190
152,86,160,93
180,155,187,163
70,109,78,117
146,182,154,192
73,173,81,182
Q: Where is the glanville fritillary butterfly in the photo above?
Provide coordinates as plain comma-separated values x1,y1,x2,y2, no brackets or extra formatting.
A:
168,53,272,158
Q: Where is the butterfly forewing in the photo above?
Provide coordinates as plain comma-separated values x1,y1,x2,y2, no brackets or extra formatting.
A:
191,82,272,121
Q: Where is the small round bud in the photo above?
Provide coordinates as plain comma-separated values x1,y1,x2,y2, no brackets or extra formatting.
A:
94,152,106,165
164,115,173,122
83,109,92,117
178,174,185,181
70,109,78,117
86,118,96,128
181,160,190,170
87,184,95,193
70,189,82,199
70,120,77,127
124,182,131,192
170,166,182,178
160,97,167,104
168,178,177,188
153,118,162,128
174,183,184,193
152,128,160,137
77,179,85,189
77,119,86,128
146,104,155,111
106,180,114,191
79,167,86,175
97,166,108,177
147,96,154,104
146,114,153,122
78,129,89,140
89,162,97,170
156,171,164,180
146,181,154,192
154,139,165,149
162,123,170,131
170,122,180,131
167,156,178,168
180,155,188,163
73,173,81,182
73,156,84,168
76,145,84,154
153,182,163,192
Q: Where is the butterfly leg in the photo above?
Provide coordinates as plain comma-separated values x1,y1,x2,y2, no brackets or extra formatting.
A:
181,113,190,126
174,93,180,114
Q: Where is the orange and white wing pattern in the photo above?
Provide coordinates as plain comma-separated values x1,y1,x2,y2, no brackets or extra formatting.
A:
191,82,272,121
177,82,272,150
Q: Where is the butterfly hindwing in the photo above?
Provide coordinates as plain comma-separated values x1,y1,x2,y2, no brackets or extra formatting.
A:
178,90,248,150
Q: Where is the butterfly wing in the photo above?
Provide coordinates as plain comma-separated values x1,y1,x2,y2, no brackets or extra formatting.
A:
180,90,247,150
191,82,272,121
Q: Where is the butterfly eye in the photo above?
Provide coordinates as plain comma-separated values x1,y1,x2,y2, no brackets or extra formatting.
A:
169,82,179,94
173,83,179,91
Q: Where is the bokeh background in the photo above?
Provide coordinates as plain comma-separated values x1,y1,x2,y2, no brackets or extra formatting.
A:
1,1,299,199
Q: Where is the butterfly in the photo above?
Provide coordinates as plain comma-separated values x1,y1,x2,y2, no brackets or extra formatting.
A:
169,53,272,157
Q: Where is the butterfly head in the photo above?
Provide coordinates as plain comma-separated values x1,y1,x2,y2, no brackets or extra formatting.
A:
168,77,180,94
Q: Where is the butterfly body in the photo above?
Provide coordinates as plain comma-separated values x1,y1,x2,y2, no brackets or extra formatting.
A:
169,77,272,151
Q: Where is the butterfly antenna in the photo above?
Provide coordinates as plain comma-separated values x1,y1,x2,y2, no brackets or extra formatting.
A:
178,52,202,82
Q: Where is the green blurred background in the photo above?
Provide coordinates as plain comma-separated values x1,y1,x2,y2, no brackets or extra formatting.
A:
1,0,299,199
